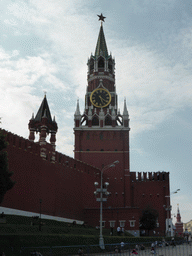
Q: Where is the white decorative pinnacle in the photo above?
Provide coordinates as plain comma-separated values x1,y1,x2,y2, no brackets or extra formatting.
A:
99,108,104,116
123,98,129,116
111,107,116,116
99,79,103,87
88,106,92,116
85,96,88,110
111,107,116,120
75,99,81,116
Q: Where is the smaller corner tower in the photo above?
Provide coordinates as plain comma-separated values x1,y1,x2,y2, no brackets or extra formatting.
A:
175,204,183,235
28,94,58,162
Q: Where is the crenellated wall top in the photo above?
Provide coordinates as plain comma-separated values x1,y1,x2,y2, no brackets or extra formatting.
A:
0,128,100,177
131,171,169,182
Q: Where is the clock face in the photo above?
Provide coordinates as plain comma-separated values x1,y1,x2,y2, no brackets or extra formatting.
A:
90,88,111,108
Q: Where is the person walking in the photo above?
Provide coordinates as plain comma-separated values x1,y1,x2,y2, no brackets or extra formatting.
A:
120,241,125,251
117,226,121,235
78,247,84,256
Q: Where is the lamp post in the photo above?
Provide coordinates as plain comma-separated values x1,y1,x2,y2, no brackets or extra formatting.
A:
94,160,119,249
164,189,180,236
39,199,42,231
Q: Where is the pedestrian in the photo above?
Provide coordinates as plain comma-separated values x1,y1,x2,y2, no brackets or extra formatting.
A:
135,244,139,251
171,237,176,246
140,244,145,250
1,252,6,256
188,234,191,244
151,247,155,254
78,247,84,256
117,226,121,235
155,241,158,248
114,246,119,253
120,241,124,251
131,249,138,254
31,252,43,256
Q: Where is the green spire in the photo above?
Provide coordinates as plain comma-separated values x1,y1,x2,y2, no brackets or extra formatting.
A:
94,23,108,59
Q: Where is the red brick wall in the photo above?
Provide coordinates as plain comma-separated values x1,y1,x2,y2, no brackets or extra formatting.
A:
1,130,99,220
1,129,169,235
130,172,170,234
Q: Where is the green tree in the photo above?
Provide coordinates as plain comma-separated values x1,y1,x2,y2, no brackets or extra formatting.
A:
0,131,15,204
140,205,159,236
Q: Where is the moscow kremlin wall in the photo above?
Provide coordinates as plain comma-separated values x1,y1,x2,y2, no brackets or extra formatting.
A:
0,127,170,235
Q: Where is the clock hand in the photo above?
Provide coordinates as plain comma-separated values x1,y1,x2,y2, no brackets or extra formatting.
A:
99,95,104,103
99,96,108,103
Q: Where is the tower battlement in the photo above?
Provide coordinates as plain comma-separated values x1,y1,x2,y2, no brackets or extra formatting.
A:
1,129,40,154
131,171,169,181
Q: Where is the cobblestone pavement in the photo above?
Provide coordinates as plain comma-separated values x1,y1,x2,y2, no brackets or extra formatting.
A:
108,244,192,256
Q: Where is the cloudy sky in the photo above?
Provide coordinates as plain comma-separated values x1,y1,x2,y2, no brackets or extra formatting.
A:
1,0,192,224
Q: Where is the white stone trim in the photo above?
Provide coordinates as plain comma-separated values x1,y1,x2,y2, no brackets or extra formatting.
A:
0,206,84,224
129,220,136,227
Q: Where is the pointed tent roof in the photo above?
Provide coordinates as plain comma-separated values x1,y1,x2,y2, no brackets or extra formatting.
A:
34,95,52,123
94,23,108,59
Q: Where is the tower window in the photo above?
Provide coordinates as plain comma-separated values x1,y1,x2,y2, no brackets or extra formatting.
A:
108,63,112,72
105,115,112,126
101,149,104,151
92,116,99,126
81,116,88,126
100,133,103,140
98,58,104,68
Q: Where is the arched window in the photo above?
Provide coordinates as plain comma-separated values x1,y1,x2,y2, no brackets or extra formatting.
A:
105,115,112,126
98,58,104,68
116,116,123,126
108,59,113,73
92,116,99,126
81,116,88,126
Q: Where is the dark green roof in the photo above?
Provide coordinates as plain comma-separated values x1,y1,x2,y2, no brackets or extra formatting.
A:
34,95,52,123
94,24,108,59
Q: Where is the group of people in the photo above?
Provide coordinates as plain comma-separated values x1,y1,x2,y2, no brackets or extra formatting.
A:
117,226,124,236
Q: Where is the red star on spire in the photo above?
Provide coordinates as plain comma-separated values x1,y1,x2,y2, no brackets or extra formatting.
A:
97,13,106,22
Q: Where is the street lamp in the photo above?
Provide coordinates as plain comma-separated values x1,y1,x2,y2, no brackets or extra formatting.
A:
94,160,119,249
164,189,180,236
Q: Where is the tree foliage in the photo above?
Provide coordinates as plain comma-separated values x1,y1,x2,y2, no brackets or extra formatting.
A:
140,205,159,235
0,131,15,204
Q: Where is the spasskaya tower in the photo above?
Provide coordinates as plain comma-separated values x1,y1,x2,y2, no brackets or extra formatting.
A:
74,14,131,207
